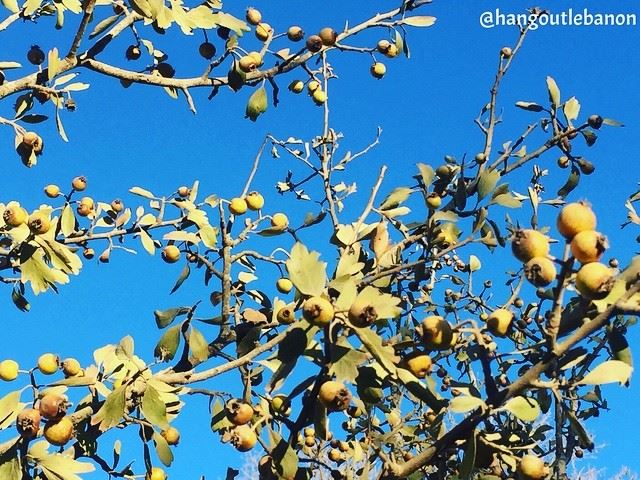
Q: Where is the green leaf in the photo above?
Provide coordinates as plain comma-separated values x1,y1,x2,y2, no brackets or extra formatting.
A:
0,443,21,480
329,338,368,384
89,14,120,38
459,430,476,480
30,443,95,480
129,186,156,199
417,163,434,187
491,193,522,208
578,360,633,386
154,323,181,361
91,386,126,432
285,243,327,297
138,228,156,255
0,0,19,13
154,307,190,328
188,326,209,363
245,85,268,121
477,169,500,201
402,15,436,27
0,391,23,430
199,224,218,248
546,76,560,107
169,264,190,294
379,187,413,210
557,165,580,198
515,101,544,112
449,395,486,414
153,431,174,467
210,11,250,35
142,385,169,430
503,396,540,422
20,248,70,295
268,429,298,479
563,96,580,122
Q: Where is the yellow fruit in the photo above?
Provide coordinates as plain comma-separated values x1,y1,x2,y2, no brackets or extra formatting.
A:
28,213,51,235
146,467,167,480
319,27,337,46
287,25,304,41
500,46,513,57
276,278,293,294
20,131,44,154
289,80,304,93
318,381,351,411
245,7,261,25
384,44,399,58
426,193,441,210
517,454,546,480
276,306,295,324
37,353,59,375
511,229,549,263
575,262,614,300
71,176,87,191
239,55,259,72
38,393,68,419
161,426,180,445
312,89,327,105
226,399,254,426
232,425,257,452
76,196,94,216
16,409,41,438
111,199,124,212
304,435,315,447
486,309,514,337
61,358,81,377
377,39,391,54
245,191,265,210
255,22,272,41
229,197,248,215
307,80,320,93
303,296,334,326
557,202,596,240
403,352,432,379
2,206,28,227
0,359,19,381
44,416,73,446
177,186,190,197
44,184,60,198
524,256,557,287
370,62,386,79
348,298,378,328
570,230,608,264
270,395,291,416
161,245,181,264
328,448,341,462
270,213,289,230
421,316,455,350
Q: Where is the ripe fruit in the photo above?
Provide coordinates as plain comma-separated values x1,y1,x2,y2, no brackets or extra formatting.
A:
44,184,60,198
232,425,257,452
287,25,304,42
16,409,41,438
370,62,386,79
226,399,254,426
83,248,95,260
377,39,391,54
517,454,547,480
402,352,432,379
61,358,81,377
38,393,68,419
303,296,334,326
245,7,262,25
486,309,514,337
307,80,320,93
37,353,59,375
270,395,291,416
306,35,323,53
125,45,141,60
348,298,378,328
156,62,175,78
44,416,73,446
312,89,327,105
160,426,180,445
276,278,293,294
288,80,304,93
588,114,603,130
111,199,124,212
319,27,337,46
270,213,289,230
3,206,28,227
27,45,45,65
177,186,190,198
229,197,248,215
255,22,272,41
500,46,512,57
575,262,614,300
20,131,44,154
245,191,264,210
557,202,596,240
511,229,549,263
146,467,166,480
71,176,87,191
0,359,19,381
426,193,441,210
28,213,51,235
524,256,557,287
328,448,341,462
161,245,181,264
384,44,399,58
421,316,455,350
199,41,216,59
239,55,259,73
557,155,570,168
276,306,295,324
570,230,608,264
318,381,351,411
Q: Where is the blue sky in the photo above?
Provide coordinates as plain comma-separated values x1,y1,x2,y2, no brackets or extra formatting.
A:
1,0,640,478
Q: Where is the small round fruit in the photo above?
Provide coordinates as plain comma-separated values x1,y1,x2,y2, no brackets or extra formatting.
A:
125,44,141,60
245,7,262,25
270,213,289,230
177,186,190,198
511,229,549,263
161,426,180,445
318,381,351,411
306,35,323,53
517,454,546,480
276,306,295,324
307,80,320,93
557,202,596,240
304,435,315,447
146,467,167,480
239,55,259,73
289,80,304,93
570,230,608,264
0,359,19,381
426,193,441,210
588,114,603,130
71,176,87,191
500,46,512,57
44,184,60,198
557,155,570,168
303,296,334,326
44,416,73,446
111,199,124,213
21,131,44,154
319,27,337,46
255,22,272,41
575,262,614,300
270,395,291,416
226,399,254,426
245,191,264,210
156,62,175,78
232,425,257,452
16,409,41,438
524,256,557,287
486,309,514,337
421,316,455,350
61,358,81,377
161,245,181,264
38,393,68,419
348,298,378,328
229,197,248,215
384,44,399,58
28,213,51,235
377,39,391,54
83,248,95,260
276,278,293,294
27,45,45,65
199,41,216,59
370,62,386,79
403,352,432,379
287,25,304,41
328,448,341,462
3,206,28,227
76,202,92,217
37,353,59,375
475,152,487,164
312,89,327,105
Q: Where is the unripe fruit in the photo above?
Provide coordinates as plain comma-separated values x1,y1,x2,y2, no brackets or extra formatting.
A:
276,306,295,324
28,213,51,235
44,416,73,446
312,89,327,105
307,80,320,93
76,196,94,217
287,25,304,41
511,229,549,263
239,55,259,73
229,197,248,215
38,393,68,419
500,46,512,57
177,186,190,198
83,248,95,260
156,62,175,78
348,298,378,328
111,199,124,213
37,353,59,375
570,230,608,264
146,467,167,480
403,352,432,379
44,184,60,198
486,309,514,337
199,41,216,59
245,191,264,210
270,213,289,230
575,262,614,300
384,44,399,57
304,427,314,438
306,35,323,53
160,426,180,445
71,176,87,191
270,395,291,416
16,409,41,438
0,359,19,381
370,62,386,79
226,399,254,426
557,155,570,168
20,131,44,154
276,278,293,294
3,206,28,227
377,39,391,54
245,7,261,25
474,152,487,164
125,45,141,60
517,454,546,480
328,448,341,462
524,256,557,287
232,425,257,452
27,45,45,65
61,358,81,377
557,202,596,240
318,381,351,411
426,193,441,210
588,114,603,130
161,245,181,264
255,22,272,41
304,435,315,447
303,296,334,326
289,80,304,93
421,316,455,350
319,27,337,46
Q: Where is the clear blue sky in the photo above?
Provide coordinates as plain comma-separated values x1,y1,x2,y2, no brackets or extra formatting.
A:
1,0,639,478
